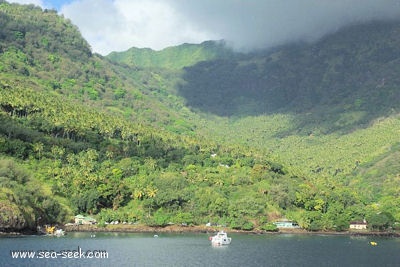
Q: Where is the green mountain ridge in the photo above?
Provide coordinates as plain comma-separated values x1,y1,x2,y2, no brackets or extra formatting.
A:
0,1,399,233
107,40,235,70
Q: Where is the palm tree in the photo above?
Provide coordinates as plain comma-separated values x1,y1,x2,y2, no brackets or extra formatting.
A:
32,142,44,159
133,189,144,200
146,186,158,198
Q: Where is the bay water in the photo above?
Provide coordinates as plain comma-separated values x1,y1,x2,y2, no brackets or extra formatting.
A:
1,232,399,266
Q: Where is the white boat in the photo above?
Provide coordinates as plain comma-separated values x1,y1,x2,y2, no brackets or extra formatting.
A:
54,229,65,236
210,231,231,246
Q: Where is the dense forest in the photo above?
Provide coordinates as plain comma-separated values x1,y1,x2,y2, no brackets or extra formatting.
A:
0,1,399,233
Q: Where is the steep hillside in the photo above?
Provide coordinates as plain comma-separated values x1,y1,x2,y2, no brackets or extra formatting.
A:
179,20,400,133
0,1,197,134
184,21,400,214
0,2,292,233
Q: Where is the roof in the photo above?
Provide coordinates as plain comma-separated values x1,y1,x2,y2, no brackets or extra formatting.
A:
75,215,96,221
274,219,297,223
350,221,367,225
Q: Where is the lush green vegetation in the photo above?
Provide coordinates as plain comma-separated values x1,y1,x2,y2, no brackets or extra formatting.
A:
0,79,290,231
0,1,399,233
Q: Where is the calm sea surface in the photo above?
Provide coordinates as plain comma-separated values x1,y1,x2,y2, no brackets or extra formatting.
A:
1,232,399,267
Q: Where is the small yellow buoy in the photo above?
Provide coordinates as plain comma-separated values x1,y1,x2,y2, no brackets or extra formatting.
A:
370,241,377,246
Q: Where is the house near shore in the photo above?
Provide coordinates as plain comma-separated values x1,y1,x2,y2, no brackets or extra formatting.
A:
349,220,367,230
74,214,97,225
273,219,300,229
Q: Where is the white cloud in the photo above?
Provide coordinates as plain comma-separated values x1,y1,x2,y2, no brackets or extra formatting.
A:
61,0,217,55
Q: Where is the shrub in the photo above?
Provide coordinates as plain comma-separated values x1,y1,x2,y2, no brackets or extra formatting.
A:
260,223,278,232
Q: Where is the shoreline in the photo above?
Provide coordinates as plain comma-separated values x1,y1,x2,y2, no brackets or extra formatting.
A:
62,224,400,237
2,224,399,237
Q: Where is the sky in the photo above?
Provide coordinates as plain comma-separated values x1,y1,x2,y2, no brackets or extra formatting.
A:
8,0,400,55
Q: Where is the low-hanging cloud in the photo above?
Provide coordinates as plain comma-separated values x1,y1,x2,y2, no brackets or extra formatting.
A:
167,0,400,51
12,0,400,54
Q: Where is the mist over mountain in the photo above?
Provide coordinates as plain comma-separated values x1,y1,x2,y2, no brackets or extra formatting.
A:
166,0,400,52
180,20,400,125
